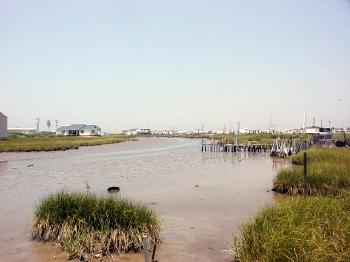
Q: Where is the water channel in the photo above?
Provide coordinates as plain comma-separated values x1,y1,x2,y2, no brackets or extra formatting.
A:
0,137,287,261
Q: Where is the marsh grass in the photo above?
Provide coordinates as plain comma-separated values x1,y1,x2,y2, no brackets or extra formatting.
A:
32,191,160,259
292,147,350,165
273,147,350,195
0,134,129,152
233,196,350,262
212,133,311,145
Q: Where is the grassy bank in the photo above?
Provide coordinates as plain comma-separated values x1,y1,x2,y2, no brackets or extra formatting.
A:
0,134,130,152
273,147,350,195
292,147,350,165
32,191,160,259
233,196,350,262
209,133,311,145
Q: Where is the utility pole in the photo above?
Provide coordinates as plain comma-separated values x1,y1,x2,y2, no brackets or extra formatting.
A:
236,121,240,145
46,120,51,131
321,120,323,128
303,105,306,133
36,118,40,133
313,117,316,126
201,124,204,149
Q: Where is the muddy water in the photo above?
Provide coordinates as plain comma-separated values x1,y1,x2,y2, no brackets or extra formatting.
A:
0,137,287,262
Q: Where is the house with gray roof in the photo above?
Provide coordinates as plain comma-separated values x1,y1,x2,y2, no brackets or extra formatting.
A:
56,124,102,136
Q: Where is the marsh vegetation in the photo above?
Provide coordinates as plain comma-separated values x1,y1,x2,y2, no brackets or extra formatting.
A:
0,134,130,152
234,146,350,261
32,191,160,259
273,147,350,195
216,133,310,145
233,196,350,262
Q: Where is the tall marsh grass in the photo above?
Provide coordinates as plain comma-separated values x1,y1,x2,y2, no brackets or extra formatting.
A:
233,196,350,262
273,147,350,195
292,147,350,165
32,191,160,259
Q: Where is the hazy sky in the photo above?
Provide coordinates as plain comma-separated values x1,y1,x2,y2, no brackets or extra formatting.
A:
1,0,350,132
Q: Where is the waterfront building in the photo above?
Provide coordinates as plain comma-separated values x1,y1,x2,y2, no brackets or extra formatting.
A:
0,112,8,139
56,124,102,136
122,128,151,135
136,128,151,135
305,126,331,135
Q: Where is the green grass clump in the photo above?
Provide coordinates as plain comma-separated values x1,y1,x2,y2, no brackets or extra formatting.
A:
273,147,350,195
32,191,160,259
292,147,350,165
233,196,350,262
0,134,130,152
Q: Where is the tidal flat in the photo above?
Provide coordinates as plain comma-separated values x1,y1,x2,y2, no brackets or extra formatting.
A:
0,137,286,261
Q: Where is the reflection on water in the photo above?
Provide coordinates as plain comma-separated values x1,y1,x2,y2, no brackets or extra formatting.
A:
0,137,288,261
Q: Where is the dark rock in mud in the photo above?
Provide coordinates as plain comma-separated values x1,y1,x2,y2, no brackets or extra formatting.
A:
107,186,120,193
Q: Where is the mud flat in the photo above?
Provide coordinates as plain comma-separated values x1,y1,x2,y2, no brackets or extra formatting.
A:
0,137,285,261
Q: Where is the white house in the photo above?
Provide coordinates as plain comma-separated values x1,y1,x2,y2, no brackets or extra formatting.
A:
305,126,331,135
0,112,8,139
305,126,320,134
56,124,102,136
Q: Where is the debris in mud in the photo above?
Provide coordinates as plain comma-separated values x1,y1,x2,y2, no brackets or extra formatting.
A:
194,184,199,188
27,164,34,167
107,186,120,193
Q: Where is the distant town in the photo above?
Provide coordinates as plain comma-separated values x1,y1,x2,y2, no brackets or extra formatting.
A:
0,111,349,140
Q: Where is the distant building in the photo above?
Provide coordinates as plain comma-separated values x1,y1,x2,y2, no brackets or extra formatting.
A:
305,126,320,134
334,128,346,133
122,128,151,136
8,127,37,135
0,112,8,139
305,126,331,135
137,128,151,135
122,129,138,136
284,128,303,134
56,124,102,136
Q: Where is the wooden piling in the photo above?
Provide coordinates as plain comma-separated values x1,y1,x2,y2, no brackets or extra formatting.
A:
303,152,308,195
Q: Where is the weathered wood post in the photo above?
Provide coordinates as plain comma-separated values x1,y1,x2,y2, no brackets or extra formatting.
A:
303,152,308,195
152,242,157,262
143,235,151,262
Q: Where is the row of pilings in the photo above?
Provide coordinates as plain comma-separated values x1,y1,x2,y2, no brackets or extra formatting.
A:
270,139,311,158
201,143,271,153
201,138,312,157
